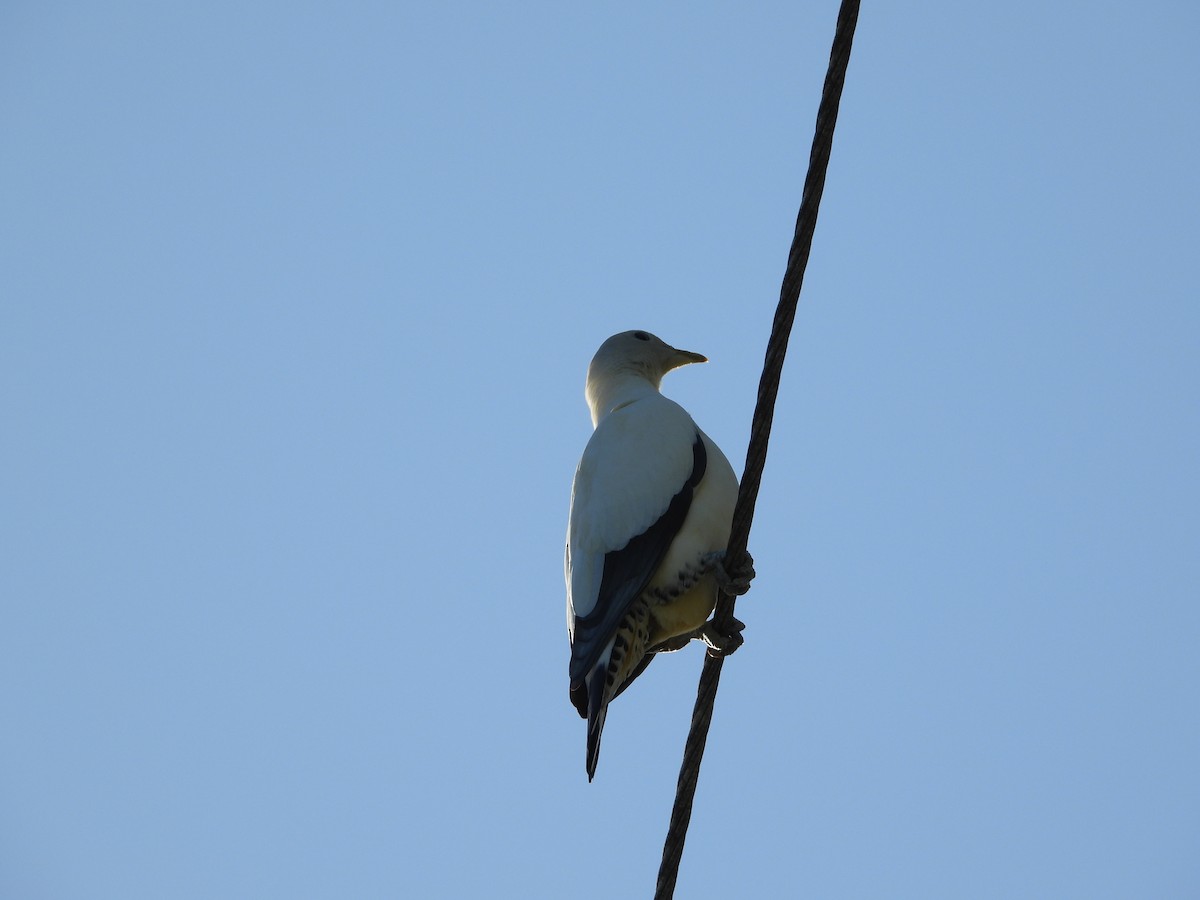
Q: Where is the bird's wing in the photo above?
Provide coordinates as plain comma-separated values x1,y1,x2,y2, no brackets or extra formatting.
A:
566,397,706,684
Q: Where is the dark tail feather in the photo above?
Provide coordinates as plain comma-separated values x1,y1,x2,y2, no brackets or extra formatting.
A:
585,667,608,782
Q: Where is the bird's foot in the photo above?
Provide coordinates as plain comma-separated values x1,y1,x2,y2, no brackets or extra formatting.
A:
706,549,756,597
699,617,746,658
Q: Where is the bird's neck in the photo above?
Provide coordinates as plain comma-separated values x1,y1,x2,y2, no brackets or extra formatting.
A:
587,373,661,428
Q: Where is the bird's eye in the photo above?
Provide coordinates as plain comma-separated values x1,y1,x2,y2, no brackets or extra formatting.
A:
633,331,650,341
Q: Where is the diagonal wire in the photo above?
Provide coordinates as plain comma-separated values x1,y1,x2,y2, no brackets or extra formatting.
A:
653,2,860,896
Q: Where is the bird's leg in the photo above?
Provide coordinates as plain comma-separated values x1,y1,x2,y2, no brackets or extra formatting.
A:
650,616,746,657
695,549,754,657
704,549,756,597
651,633,694,654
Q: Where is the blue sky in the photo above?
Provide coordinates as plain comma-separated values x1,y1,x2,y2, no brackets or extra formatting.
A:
2,2,1197,897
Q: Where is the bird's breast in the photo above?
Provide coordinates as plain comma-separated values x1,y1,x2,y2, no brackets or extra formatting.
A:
646,571,719,645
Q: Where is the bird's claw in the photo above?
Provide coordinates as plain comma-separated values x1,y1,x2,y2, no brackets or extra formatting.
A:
700,616,746,658
708,549,756,597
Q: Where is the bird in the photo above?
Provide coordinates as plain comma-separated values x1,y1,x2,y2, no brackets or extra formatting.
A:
565,330,743,781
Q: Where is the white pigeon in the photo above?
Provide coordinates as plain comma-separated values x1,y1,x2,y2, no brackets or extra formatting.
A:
566,330,739,781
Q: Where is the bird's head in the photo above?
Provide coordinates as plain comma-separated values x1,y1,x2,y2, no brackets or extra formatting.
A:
585,330,707,425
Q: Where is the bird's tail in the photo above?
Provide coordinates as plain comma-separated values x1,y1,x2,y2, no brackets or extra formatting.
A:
585,667,608,782
576,611,654,780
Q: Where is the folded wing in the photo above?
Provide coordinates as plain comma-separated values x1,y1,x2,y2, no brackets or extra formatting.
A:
566,396,705,687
